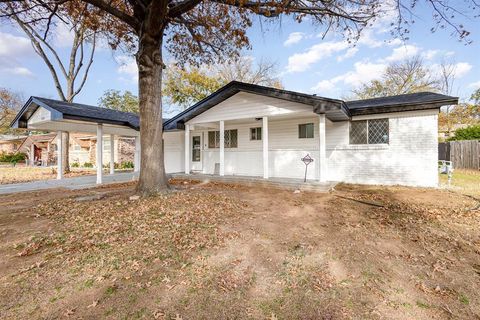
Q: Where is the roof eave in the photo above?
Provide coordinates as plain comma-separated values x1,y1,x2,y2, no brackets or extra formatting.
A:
349,99,458,116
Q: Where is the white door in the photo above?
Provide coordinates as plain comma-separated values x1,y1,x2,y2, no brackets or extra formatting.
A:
190,134,203,171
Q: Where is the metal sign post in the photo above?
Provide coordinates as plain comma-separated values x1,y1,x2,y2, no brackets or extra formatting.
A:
301,154,314,182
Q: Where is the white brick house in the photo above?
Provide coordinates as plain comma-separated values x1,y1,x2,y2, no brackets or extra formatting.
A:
162,82,457,187
12,82,457,187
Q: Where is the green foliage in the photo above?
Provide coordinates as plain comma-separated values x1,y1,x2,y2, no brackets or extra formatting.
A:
164,65,225,109
448,125,480,141
71,162,80,168
83,162,93,168
0,152,26,164
471,88,480,105
120,161,134,169
98,90,139,114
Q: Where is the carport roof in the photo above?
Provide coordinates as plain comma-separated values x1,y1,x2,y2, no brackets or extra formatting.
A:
12,96,140,130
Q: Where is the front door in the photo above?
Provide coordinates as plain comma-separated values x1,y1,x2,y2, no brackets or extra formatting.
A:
191,135,202,171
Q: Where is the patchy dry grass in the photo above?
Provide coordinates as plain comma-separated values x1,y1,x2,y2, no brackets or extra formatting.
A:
0,166,95,185
0,181,479,319
439,169,480,197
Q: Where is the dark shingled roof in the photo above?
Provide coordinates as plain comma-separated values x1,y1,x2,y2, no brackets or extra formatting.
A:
33,97,140,129
345,92,458,116
12,84,458,132
12,96,140,130
164,81,349,130
164,82,458,130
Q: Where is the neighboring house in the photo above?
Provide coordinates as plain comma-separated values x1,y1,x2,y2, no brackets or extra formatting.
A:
0,132,135,166
11,82,458,187
0,135,26,153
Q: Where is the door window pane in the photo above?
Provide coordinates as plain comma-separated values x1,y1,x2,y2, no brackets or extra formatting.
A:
192,136,201,162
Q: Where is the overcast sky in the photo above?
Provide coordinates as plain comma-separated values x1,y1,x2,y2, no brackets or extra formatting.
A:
0,3,479,115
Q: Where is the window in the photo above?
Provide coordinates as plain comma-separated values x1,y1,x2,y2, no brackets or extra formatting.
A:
208,129,238,148
298,123,314,139
73,143,82,151
349,118,389,145
250,127,262,140
192,136,201,162
103,139,111,151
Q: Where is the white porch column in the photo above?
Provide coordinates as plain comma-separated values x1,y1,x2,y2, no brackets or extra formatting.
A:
109,134,115,174
262,116,269,179
29,144,35,166
134,136,140,173
219,120,225,176
96,124,103,184
57,131,63,180
318,114,327,182
184,124,190,174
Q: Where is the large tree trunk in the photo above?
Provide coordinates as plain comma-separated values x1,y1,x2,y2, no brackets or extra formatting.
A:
135,28,169,195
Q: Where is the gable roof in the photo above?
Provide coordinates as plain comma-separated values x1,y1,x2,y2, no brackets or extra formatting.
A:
12,97,140,130
164,81,349,130
346,92,458,116
164,81,458,130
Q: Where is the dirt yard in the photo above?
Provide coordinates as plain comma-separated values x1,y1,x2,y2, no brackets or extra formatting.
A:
0,167,95,185
0,180,479,319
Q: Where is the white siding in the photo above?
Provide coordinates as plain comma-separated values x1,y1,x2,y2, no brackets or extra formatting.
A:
327,110,439,187
164,131,184,173
173,92,439,187
190,117,321,180
187,92,312,124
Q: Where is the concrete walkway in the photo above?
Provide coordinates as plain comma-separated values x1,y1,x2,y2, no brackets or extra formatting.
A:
171,173,337,192
0,172,138,195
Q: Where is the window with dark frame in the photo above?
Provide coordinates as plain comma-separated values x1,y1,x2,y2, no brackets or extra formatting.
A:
208,129,238,148
349,118,389,145
250,127,262,140
298,123,314,139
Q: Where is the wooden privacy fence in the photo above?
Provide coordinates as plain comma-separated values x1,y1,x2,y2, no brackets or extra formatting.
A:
439,140,480,170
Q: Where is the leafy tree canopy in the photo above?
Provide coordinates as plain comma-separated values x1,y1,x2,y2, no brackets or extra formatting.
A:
98,89,139,114
351,56,440,99
0,88,23,135
164,57,282,109
471,88,480,105
448,124,480,141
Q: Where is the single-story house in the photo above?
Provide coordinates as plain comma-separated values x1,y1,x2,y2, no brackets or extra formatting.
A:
11,82,458,187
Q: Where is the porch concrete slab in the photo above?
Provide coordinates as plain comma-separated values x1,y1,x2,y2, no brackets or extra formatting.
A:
0,171,138,195
171,173,337,192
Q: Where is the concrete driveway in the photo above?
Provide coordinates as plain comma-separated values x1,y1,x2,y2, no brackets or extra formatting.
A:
0,171,138,195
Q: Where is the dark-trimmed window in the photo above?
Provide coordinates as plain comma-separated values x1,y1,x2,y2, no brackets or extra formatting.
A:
298,123,314,139
250,127,262,140
349,119,389,144
208,129,238,148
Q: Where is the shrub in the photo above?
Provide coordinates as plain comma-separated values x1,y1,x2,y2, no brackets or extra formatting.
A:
83,162,93,168
448,125,480,141
71,162,80,168
120,161,134,169
0,152,27,164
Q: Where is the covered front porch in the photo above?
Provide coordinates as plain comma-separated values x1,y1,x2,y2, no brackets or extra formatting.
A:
182,113,329,182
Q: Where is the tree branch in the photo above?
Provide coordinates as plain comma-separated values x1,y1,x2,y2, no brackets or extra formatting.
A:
168,0,202,19
81,0,139,31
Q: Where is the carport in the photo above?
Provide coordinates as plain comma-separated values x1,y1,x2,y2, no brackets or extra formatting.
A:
11,96,141,184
